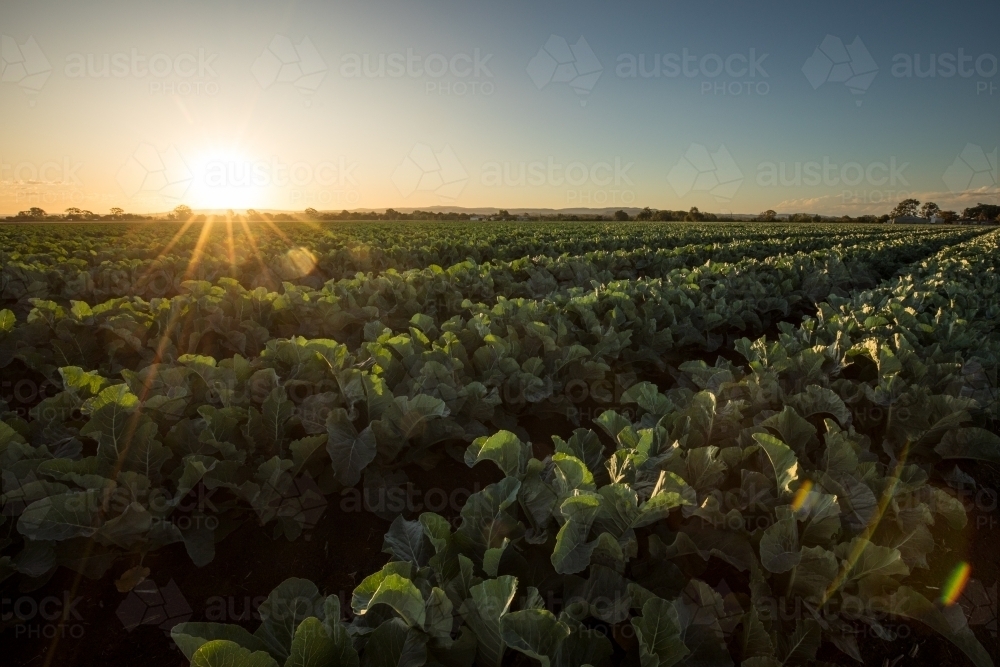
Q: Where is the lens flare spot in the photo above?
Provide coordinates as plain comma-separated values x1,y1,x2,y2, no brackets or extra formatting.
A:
941,561,972,606
281,247,317,279
791,479,814,512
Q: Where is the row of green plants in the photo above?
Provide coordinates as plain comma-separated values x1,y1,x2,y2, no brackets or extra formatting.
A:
2,223,981,310
1,231,976,384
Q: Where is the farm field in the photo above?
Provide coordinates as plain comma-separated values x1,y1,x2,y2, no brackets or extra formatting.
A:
1,222,998,667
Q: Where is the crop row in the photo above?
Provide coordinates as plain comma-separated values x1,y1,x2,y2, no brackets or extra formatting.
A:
2,224,982,309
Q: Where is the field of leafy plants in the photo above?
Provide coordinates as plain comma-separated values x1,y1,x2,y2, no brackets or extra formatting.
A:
1,221,998,667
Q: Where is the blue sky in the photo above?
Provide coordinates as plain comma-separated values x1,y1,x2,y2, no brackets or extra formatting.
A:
0,0,997,214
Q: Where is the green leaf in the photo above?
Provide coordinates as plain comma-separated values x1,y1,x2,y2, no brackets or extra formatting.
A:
79,383,140,469
681,391,717,449
423,587,454,642
363,574,426,628
882,587,994,667
383,516,432,567
935,428,1000,462
284,617,340,667
0,308,14,332
261,386,294,448
353,562,415,615
621,381,674,416
321,596,360,667
760,407,816,455
171,622,272,660
752,433,800,496
364,374,394,422
634,490,686,528
326,408,377,486
759,514,801,574
631,597,689,667
500,609,571,667
18,490,101,541
551,454,596,497
362,618,428,667
833,537,909,587
255,579,324,660
191,640,279,667
786,386,851,426
483,538,510,578
775,619,820,666
551,494,601,574
459,576,517,667
465,430,530,477
739,607,774,659
788,546,838,599
59,366,109,397
551,429,606,477
457,477,521,552
418,512,451,553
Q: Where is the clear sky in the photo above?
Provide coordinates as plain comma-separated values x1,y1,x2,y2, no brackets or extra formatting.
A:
1,0,997,215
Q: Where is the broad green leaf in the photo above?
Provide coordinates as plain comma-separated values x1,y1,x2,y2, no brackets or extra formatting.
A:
551,494,601,574
935,428,1000,463
739,607,774,659
465,430,530,477
775,619,820,666
418,512,451,554
634,490,686,528
833,538,909,587
681,391,717,449
631,598,689,667
483,538,510,578
788,546,838,599
364,574,426,628
191,640,279,667
551,429,606,477
457,477,521,552
786,386,851,426
882,587,994,667
18,490,101,541
326,408,377,486
59,366,108,397
362,618,427,667
753,433,799,496
551,454,596,497
759,514,800,574
364,374,394,421
255,579,324,660
423,587,454,641
760,407,816,455
459,576,517,667
383,516,432,567
622,381,674,416
285,617,339,667
353,562,415,615
322,597,360,667
79,383,140,469
500,609,571,667
171,622,272,661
